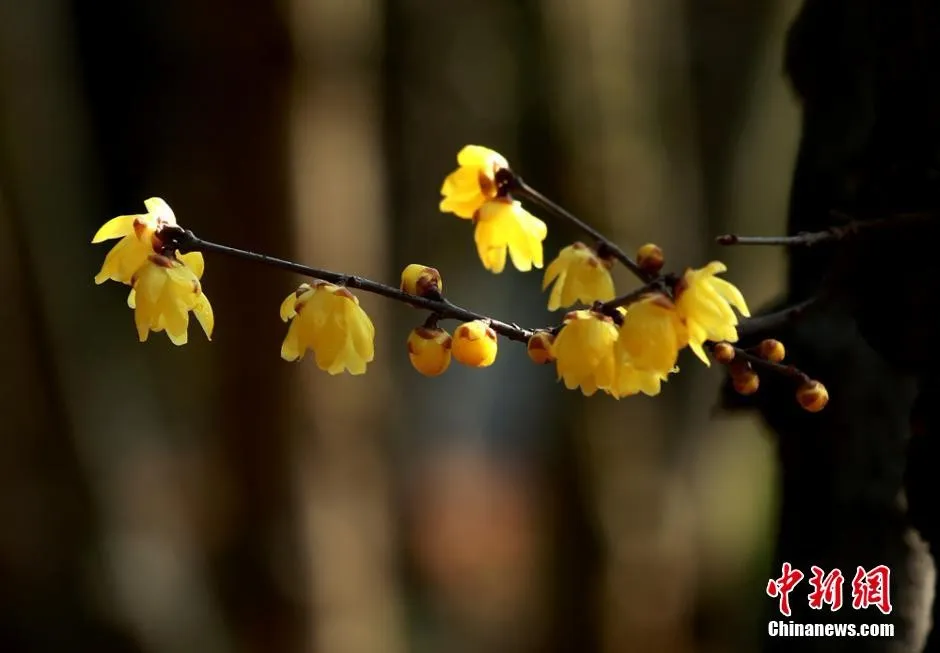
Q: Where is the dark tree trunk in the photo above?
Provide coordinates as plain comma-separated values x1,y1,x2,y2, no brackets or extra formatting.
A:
725,1,940,651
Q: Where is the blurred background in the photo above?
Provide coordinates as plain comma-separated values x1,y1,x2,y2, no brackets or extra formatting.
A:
0,1,804,652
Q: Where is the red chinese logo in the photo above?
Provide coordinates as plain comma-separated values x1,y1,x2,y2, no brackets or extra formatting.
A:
851,565,892,615
766,562,804,617
767,563,892,615
808,566,844,610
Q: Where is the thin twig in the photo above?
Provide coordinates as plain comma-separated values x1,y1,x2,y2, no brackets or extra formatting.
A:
717,211,936,247
732,347,811,384
737,297,818,339
163,227,536,343
498,170,653,282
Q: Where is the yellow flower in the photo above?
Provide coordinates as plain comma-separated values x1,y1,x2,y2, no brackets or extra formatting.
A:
439,145,509,219
542,242,615,310
407,326,452,377
127,252,213,345
93,197,178,285
473,198,547,273
280,282,376,375
606,355,670,399
452,320,498,367
616,293,688,376
675,261,750,365
551,310,618,396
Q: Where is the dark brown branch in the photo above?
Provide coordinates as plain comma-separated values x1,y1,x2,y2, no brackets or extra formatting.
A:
737,297,818,339
498,170,654,282
162,227,536,342
716,212,936,247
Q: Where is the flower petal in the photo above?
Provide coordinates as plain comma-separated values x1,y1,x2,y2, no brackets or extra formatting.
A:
92,215,137,243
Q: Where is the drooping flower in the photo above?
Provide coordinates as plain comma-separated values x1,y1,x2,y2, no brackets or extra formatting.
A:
439,145,509,219
605,355,671,399
616,293,688,376
473,198,547,273
551,310,618,396
407,326,452,377
127,252,214,346
451,320,498,368
542,242,615,310
280,282,375,375
93,197,178,285
674,261,750,365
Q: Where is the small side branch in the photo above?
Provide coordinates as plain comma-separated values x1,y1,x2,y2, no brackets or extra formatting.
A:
717,211,936,247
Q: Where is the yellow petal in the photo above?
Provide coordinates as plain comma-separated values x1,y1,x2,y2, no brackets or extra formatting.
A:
92,215,137,243
178,251,205,279
456,145,507,169
143,197,176,224
193,294,214,340
547,270,568,311
127,288,137,309
709,277,751,317
281,321,302,361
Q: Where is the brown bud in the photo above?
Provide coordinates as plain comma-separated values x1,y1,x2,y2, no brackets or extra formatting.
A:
527,331,556,365
400,264,443,302
732,370,760,396
796,380,829,413
758,339,786,363
713,342,736,364
636,243,664,274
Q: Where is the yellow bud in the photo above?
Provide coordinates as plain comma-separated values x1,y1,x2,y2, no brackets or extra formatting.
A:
452,320,498,368
797,380,829,413
636,243,664,274
713,342,736,364
407,327,452,377
527,331,556,364
400,264,443,299
758,339,786,363
732,370,760,395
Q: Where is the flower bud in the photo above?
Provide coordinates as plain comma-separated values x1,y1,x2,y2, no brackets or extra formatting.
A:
796,380,829,413
636,243,664,274
758,339,786,363
452,320,498,368
713,342,736,364
400,264,443,299
407,327,452,377
527,331,555,364
732,370,760,395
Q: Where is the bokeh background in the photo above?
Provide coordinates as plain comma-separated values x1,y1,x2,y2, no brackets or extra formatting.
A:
0,1,805,652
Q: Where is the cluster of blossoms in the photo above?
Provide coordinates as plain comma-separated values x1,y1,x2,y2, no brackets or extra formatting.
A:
92,145,829,410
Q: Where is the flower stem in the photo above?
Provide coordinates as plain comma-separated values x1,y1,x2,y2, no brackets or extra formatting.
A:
164,227,536,343
502,172,653,282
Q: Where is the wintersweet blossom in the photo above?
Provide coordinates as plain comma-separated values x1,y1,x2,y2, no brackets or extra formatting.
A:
674,261,750,365
605,356,670,399
551,310,618,396
616,293,688,376
93,197,178,285
439,145,509,219
473,198,547,273
542,242,615,310
280,282,375,375
128,252,214,345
